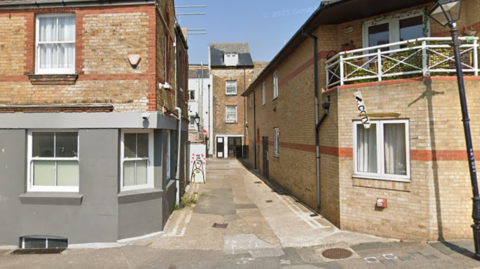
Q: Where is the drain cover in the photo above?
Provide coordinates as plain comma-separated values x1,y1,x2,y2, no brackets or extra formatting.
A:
322,248,353,259
266,200,273,203
254,181,262,184
212,223,228,229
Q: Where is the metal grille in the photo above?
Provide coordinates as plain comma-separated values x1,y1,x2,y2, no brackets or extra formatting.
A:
322,248,353,259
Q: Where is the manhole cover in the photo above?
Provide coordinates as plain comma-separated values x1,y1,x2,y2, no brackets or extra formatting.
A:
212,223,228,229
322,248,353,259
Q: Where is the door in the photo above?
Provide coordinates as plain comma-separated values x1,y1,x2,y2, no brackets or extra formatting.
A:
262,136,269,178
216,137,224,158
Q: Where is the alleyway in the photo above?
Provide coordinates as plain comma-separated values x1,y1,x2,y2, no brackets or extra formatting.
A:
1,158,480,268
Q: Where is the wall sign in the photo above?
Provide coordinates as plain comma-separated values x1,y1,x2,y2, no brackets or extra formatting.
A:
354,91,370,129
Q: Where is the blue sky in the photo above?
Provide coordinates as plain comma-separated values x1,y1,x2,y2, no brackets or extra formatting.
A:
176,0,321,64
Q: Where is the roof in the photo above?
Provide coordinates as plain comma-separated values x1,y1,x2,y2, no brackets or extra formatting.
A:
242,0,435,96
209,42,254,68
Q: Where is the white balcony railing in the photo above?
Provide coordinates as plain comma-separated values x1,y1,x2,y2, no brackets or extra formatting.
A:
325,37,479,88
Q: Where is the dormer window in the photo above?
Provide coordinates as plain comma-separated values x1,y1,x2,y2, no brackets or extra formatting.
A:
224,54,238,66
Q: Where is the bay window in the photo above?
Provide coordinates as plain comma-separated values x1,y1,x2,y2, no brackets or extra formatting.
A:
121,130,154,191
36,14,76,74
28,131,79,192
353,120,410,181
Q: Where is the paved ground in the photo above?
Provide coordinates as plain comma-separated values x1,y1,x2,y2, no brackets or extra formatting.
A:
1,158,480,268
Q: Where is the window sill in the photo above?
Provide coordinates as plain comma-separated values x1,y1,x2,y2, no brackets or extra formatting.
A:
118,188,164,204
19,192,83,205
352,176,410,192
225,93,237,96
27,74,79,85
226,121,238,124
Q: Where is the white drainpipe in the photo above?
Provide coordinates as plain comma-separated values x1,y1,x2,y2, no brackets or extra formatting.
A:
175,107,182,205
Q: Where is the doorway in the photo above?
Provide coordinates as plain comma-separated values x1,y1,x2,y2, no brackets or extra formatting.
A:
216,137,224,158
262,136,269,178
228,137,243,158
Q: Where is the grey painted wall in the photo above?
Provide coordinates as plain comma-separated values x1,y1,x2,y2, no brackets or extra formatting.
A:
0,126,185,246
0,130,26,245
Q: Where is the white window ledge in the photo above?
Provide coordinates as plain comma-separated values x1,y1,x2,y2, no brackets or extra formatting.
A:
118,188,164,204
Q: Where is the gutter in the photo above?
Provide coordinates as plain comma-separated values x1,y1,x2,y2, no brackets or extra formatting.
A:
0,0,155,9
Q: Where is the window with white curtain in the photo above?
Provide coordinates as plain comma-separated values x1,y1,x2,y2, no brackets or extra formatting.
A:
27,131,79,192
36,14,76,74
261,82,265,105
273,71,278,99
226,105,237,123
226,80,237,95
121,130,154,191
353,119,410,181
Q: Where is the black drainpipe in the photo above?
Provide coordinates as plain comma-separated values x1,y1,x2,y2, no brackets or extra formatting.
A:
302,29,328,212
253,90,257,169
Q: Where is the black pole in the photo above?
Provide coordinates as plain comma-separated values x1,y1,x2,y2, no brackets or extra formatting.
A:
450,23,480,260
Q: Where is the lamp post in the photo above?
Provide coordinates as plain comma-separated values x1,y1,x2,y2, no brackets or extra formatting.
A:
194,112,201,140
429,0,480,260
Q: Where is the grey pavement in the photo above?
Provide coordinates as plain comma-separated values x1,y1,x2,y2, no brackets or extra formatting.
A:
1,158,480,269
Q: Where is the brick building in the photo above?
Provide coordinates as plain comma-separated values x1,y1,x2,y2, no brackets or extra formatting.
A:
243,0,480,240
209,43,254,158
0,0,189,247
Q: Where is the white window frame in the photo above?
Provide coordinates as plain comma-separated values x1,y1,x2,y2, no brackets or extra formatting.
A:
362,9,427,48
188,90,195,101
226,105,237,123
273,128,279,157
120,130,154,191
226,80,237,95
261,82,266,105
35,13,76,75
27,130,79,192
273,72,278,99
353,119,411,182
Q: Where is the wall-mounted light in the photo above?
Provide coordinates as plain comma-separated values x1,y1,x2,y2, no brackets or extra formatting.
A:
128,54,141,68
159,82,172,90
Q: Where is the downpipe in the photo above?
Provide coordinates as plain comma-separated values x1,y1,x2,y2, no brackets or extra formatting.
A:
175,107,182,206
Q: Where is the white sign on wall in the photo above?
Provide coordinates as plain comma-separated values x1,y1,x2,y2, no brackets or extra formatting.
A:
354,91,371,129
189,144,206,183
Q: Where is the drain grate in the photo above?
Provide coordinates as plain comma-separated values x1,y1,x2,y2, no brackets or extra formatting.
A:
11,248,66,255
212,223,228,229
266,200,273,203
322,248,353,260
254,181,262,184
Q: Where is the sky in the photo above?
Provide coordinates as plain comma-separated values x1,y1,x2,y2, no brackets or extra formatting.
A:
175,0,321,64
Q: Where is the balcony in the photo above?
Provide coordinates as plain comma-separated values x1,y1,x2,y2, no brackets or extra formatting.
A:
326,37,479,89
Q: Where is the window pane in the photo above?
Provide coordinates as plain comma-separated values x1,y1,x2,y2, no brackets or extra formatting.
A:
384,123,407,175
57,161,79,186
32,132,54,157
39,17,57,42
33,160,55,186
48,238,68,249
400,16,423,42
56,132,77,157
356,124,377,173
24,238,47,249
368,23,389,47
123,161,135,186
58,16,75,42
136,160,148,185
124,133,136,158
137,133,149,158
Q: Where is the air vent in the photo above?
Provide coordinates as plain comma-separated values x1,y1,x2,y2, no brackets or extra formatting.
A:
12,236,67,254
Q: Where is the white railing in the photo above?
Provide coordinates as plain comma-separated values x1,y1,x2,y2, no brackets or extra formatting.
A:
325,37,479,88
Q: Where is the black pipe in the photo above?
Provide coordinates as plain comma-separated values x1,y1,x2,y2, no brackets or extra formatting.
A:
450,23,480,260
253,90,257,169
302,29,323,211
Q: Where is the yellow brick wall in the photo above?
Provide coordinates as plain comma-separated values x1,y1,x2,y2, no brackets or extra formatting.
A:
0,15,26,76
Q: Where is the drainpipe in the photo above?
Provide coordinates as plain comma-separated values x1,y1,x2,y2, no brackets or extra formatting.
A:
253,90,257,169
175,107,182,205
302,29,324,212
